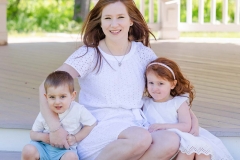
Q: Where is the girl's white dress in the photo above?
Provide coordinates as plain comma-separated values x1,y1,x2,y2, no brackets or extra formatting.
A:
143,96,233,160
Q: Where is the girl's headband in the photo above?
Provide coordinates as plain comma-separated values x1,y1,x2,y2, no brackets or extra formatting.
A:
147,62,176,80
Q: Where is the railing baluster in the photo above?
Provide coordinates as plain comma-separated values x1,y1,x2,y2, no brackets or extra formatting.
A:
199,0,204,24
139,0,145,18
187,0,192,23
222,0,228,24
235,0,240,24
149,0,154,23
157,0,161,23
211,0,216,24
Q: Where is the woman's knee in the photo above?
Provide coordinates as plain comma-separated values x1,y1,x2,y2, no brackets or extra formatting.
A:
133,128,152,151
61,151,78,160
119,127,152,155
152,131,180,156
21,144,39,160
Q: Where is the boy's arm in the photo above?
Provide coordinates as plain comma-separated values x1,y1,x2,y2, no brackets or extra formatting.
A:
75,122,97,142
67,122,97,146
30,130,50,144
189,109,199,136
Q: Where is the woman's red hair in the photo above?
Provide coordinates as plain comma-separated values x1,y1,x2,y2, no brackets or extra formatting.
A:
81,0,156,72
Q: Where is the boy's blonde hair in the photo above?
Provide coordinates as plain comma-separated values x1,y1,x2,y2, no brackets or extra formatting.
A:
44,71,74,93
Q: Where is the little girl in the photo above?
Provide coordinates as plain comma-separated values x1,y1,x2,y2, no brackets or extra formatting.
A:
143,57,233,160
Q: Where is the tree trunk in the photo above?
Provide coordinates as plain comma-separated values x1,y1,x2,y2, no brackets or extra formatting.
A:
73,0,91,22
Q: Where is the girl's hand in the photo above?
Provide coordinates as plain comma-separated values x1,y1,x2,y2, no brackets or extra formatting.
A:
189,109,199,136
67,134,77,146
189,124,199,136
148,123,165,133
41,133,50,144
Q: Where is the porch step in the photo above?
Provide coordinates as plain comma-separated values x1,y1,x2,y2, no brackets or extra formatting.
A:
0,151,21,160
1,128,240,159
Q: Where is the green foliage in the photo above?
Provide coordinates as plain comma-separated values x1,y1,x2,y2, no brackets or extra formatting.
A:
7,0,81,33
7,0,238,33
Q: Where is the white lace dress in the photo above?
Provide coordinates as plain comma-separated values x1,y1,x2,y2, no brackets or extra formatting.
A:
143,96,233,160
64,41,157,160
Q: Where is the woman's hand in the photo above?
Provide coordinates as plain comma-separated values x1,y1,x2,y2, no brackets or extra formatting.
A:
41,133,50,144
67,134,77,146
49,127,69,149
148,123,165,133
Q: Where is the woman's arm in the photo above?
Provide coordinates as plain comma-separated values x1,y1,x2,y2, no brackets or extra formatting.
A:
148,102,191,133
40,63,79,148
189,109,199,136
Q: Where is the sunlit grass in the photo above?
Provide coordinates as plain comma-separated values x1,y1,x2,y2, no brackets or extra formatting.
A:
181,32,240,38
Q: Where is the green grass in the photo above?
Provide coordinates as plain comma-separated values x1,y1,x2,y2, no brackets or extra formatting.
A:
180,32,240,38
8,31,240,39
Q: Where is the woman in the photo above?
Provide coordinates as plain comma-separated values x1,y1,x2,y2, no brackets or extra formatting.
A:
40,0,199,159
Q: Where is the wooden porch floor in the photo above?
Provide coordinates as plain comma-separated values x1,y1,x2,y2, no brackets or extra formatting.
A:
0,39,240,136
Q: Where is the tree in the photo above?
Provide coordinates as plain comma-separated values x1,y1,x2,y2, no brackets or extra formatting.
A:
73,0,91,22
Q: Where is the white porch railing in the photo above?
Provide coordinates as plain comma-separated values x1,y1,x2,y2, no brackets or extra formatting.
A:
0,0,7,45
179,0,240,32
138,0,240,39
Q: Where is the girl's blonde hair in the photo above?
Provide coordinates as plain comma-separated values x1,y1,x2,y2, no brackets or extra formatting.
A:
145,57,195,106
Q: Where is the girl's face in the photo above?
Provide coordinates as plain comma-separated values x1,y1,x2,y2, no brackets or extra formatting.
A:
101,1,133,42
45,85,76,114
147,71,176,102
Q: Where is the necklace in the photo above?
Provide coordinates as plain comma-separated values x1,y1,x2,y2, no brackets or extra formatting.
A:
104,39,130,67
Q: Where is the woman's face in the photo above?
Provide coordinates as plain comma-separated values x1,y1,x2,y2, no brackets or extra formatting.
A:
101,1,133,42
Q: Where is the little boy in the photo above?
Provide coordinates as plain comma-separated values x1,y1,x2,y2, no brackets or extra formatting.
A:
22,71,97,160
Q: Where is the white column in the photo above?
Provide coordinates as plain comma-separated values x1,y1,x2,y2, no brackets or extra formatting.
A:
235,0,240,24
139,0,145,19
149,0,154,23
187,0,192,23
199,0,204,24
0,0,8,45
222,0,228,24
211,0,216,24
160,0,180,39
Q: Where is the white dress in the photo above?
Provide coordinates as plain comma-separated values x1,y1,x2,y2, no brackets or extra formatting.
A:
143,96,233,160
64,41,157,159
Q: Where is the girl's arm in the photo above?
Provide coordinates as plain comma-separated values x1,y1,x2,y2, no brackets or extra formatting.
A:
67,122,97,146
30,130,50,144
148,102,191,133
40,64,79,148
189,109,199,136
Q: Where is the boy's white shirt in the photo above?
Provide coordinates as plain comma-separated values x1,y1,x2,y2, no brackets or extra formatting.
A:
32,101,97,149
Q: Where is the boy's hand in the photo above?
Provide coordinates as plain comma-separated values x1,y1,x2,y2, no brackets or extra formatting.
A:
67,134,77,146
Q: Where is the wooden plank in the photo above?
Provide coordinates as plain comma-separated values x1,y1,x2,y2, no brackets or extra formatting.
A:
1,41,240,137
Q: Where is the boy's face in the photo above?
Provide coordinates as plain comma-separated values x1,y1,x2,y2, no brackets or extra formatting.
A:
44,85,76,114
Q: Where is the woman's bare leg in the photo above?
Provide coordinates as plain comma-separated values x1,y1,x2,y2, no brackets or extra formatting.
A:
176,152,195,160
139,130,180,160
95,126,152,160
195,154,211,160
